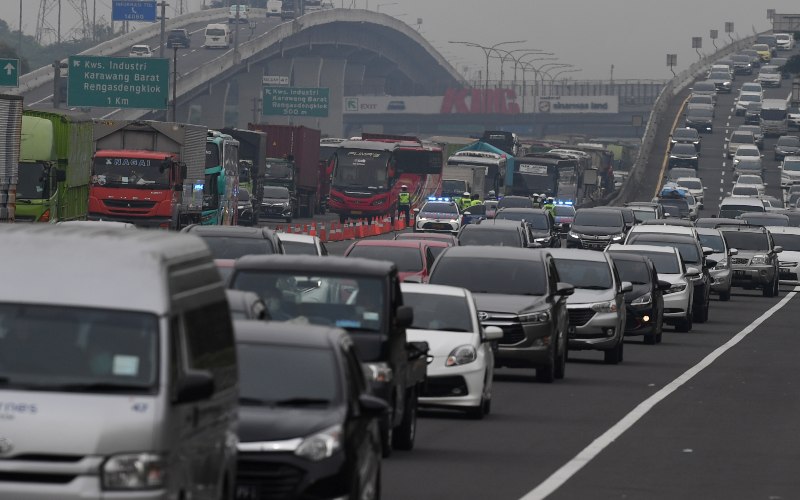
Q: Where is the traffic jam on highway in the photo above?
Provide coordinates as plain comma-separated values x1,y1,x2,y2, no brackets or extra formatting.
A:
5,4,800,500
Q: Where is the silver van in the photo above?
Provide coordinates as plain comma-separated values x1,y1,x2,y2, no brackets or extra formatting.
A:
0,225,238,500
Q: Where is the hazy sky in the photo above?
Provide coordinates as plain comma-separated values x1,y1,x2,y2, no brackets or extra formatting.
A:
9,0,800,80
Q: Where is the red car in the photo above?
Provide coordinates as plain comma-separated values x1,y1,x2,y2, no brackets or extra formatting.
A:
394,231,459,246
344,240,435,282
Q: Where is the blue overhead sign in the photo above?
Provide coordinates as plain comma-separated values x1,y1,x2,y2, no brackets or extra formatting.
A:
112,0,157,22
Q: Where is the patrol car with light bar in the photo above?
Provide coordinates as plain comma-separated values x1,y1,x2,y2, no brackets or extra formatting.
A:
414,197,462,234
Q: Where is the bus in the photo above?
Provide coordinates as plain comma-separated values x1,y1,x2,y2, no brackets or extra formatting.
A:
481,130,520,156
205,130,239,225
329,135,443,223
513,154,564,198
446,151,506,197
760,98,789,136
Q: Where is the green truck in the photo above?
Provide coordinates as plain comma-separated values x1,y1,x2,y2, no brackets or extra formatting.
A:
16,109,93,222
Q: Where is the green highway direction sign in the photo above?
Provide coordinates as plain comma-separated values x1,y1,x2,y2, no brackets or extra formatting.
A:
262,86,329,117
68,55,169,109
0,58,19,87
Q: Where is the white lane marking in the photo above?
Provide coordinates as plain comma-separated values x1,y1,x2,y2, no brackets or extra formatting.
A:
519,289,799,500
101,109,120,119
722,162,726,169
720,178,724,184
726,122,730,127
30,94,54,105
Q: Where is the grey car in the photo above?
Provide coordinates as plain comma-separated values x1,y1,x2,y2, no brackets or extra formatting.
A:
732,145,763,179
707,71,733,93
551,249,630,364
721,225,782,297
774,135,800,161
695,228,734,301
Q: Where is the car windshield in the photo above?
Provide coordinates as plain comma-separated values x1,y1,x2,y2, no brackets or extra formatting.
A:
496,211,549,229
739,127,761,136
630,207,656,222
761,67,779,74
694,82,715,91
347,245,422,272
743,216,788,227
722,231,770,251
627,237,701,264
553,206,575,216
732,186,758,196
737,175,762,184
459,227,523,247
497,197,533,209
92,157,170,189
403,292,473,332
238,344,339,407
280,241,318,255
0,304,158,393
553,259,612,289
737,149,759,157
659,200,689,216
574,211,622,227
672,144,697,155
422,202,459,215
263,186,289,198
206,28,226,36
231,272,385,338
709,72,729,79
616,251,680,274
784,159,800,171
731,133,754,143
201,236,275,259
687,108,713,118
677,180,702,190
741,84,761,92
771,233,800,250
777,137,800,147
673,129,698,139
698,233,725,253
612,259,652,285
740,94,761,103
430,257,546,295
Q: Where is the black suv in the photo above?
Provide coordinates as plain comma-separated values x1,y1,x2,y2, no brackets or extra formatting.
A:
494,208,559,247
567,208,626,250
668,143,700,169
428,246,573,383
457,219,529,247
670,127,701,151
229,255,428,456
166,28,190,48
180,225,284,259
720,225,782,297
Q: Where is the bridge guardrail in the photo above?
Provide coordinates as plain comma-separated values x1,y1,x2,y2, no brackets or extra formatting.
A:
610,33,762,206
13,8,244,97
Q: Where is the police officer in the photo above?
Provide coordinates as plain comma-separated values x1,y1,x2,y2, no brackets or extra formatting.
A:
460,192,471,211
543,196,556,217
469,193,482,207
531,194,541,208
398,185,411,225
486,190,497,201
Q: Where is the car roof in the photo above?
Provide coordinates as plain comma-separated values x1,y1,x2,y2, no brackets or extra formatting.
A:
549,248,609,262
607,243,682,257
695,217,746,227
576,207,623,215
676,176,702,183
625,202,659,208
400,282,469,297
236,254,395,277
349,239,425,249
720,196,764,206
496,208,547,214
277,233,318,244
439,245,547,262
183,225,276,239
395,232,458,244
606,252,652,265
718,225,769,233
765,226,800,235
629,225,696,236
740,212,788,219
736,144,760,152
233,319,343,349
694,227,725,237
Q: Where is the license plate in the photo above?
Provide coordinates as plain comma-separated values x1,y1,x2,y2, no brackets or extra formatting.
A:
351,210,362,215
236,485,259,499
734,270,746,277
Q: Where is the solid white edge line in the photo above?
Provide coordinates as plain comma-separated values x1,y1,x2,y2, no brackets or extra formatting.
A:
519,289,799,500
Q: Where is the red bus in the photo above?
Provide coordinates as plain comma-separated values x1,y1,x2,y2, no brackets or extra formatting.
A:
329,134,443,223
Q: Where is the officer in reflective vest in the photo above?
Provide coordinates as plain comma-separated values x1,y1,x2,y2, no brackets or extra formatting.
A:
460,192,471,211
469,193,482,207
398,185,411,225
543,197,556,217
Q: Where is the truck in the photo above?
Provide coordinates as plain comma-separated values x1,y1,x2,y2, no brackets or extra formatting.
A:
442,165,486,204
0,94,22,223
205,130,240,226
220,127,265,226
760,98,790,136
90,120,207,229
446,149,506,198
248,123,326,217
513,153,564,198
16,109,93,223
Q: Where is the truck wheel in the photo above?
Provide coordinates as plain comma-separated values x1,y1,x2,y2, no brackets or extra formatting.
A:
392,387,417,451
603,340,623,364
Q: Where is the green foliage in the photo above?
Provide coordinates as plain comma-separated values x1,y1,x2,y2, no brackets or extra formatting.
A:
783,54,800,75
0,41,29,73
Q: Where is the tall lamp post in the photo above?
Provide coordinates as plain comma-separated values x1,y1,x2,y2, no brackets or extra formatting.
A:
449,39,527,91
519,58,558,111
549,67,581,85
536,63,570,96
491,48,554,89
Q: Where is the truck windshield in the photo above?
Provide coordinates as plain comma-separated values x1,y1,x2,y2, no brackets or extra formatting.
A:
206,143,221,168
0,304,158,393
333,150,390,190
761,109,787,120
92,157,169,189
442,179,467,194
264,160,293,180
16,162,49,199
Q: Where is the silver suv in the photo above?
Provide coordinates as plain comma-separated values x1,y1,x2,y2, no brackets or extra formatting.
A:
720,225,782,297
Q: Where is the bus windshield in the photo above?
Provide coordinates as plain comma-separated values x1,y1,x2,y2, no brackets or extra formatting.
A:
333,150,390,190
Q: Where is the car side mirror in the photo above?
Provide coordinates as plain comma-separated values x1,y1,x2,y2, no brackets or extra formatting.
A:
729,248,738,256
483,326,503,342
358,394,390,417
773,245,783,253
685,267,701,277
703,186,708,190
396,305,414,328
403,275,424,284
407,341,429,360
556,282,574,296
174,370,215,404
705,258,718,269
412,208,420,214
702,246,715,256
657,279,672,291
55,169,67,182
620,281,633,293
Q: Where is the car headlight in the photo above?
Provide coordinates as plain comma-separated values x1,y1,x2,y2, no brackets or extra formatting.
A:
446,345,477,366
365,362,393,383
295,424,342,462
568,231,580,239
734,159,740,165
714,258,729,270
631,292,652,306
665,282,687,294
750,255,768,265
590,300,617,313
611,233,625,241
520,311,550,323
102,453,166,490
535,237,549,243
669,155,677,159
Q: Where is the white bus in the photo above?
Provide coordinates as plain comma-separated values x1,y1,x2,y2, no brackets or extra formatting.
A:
760,97,789,136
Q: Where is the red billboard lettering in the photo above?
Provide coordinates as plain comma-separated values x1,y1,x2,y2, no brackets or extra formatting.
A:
440,88,520,114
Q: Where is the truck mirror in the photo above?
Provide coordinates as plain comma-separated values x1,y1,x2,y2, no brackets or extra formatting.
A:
55,169,67,182
396,305,413,328
174,370,215,404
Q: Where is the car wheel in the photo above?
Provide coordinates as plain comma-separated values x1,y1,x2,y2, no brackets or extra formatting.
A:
719,289,731,301
603,340,623,364
763,276,779,297
676,310,693,332
655,314,664,344
466,398,485,420
535,360,556,383
392,388,417,451
380,417,393,458
644,322,658,345
693,296,709,323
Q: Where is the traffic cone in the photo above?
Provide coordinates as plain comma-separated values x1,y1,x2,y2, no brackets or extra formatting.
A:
275,225,283,233
309,223,317,237
344,222,354,240
318,223,327,242
286,224,293,234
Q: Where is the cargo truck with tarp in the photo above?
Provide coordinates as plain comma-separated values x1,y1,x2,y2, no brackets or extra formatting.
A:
448,141,511,197
0,94,23,223
16,109,93,223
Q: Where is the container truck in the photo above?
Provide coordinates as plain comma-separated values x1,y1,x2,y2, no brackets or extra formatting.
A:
205,130,239,226
220,127,266,226
442,165,486,203
90,120,207,229
248,123,326,217
17,109,93,223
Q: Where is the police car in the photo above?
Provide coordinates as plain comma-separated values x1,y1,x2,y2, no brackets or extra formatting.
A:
414,197,462,233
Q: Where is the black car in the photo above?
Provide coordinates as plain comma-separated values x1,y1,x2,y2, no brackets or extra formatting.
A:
429,246,573,383
261,185,295,223
774,135,800,161
496,195,535,210
731,54,754,74
229,255,427,457
494,208,559,247
607,253,669,344
166,28,190,48
234,321,385,500
566,208,626,250
744,102,762,125
603,206,637,233
181,225,284,260
685,107,714,133
236,188,256,226
670,127,701,151
457,219,529,247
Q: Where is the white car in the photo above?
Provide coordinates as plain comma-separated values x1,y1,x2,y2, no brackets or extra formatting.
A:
675,176,705,206
780,156,800,188
729,184,761,198
735,93,762,115
128,44,153,57
401,283,502,418
277,233,328,256
414,198,462,233
266,0,282,16
756,65,782,88
734,174,766,196
606,244,696,332
769,227,800,286
739,82,764,97
776,33,795,51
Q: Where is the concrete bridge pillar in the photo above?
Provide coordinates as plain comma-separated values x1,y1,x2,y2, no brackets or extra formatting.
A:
344,63,366,95
287,57,323,131
182,81,230,129
317,58,346,137
235,63,266,128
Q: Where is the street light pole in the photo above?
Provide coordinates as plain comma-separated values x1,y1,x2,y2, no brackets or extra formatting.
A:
518,57,557,112
449,39,526,91
171,47,178,121
158,1,168,58
537,63,570,96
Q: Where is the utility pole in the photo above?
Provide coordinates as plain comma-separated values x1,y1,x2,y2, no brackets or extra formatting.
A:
92,0,96,41
159,1,168,58
252,96,261,124
171,47,178,121
52,60,62,108
234,1,240,55
18,0,22,59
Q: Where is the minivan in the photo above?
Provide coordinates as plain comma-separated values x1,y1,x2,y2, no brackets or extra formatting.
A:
0,225,238,499
204,23,231,49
